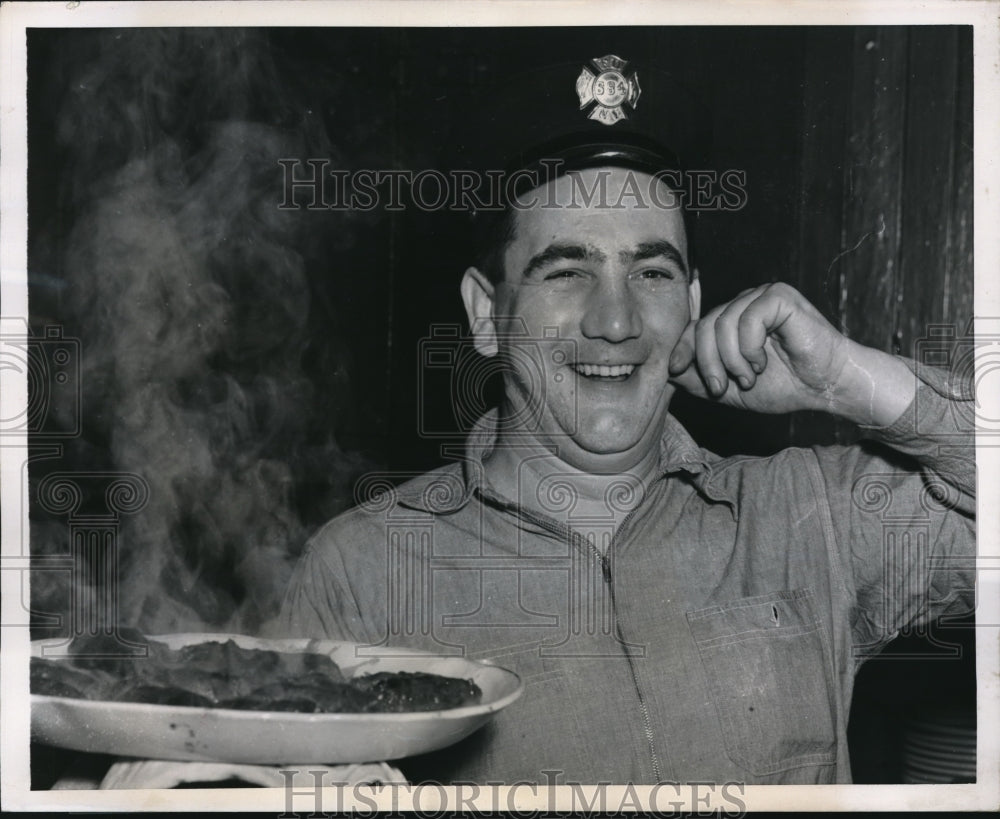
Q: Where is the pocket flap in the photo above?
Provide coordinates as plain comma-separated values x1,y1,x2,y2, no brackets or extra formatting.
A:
684,589,837,776
687,589,820,647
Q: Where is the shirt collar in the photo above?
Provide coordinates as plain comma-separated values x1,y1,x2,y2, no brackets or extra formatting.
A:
393,408,733,513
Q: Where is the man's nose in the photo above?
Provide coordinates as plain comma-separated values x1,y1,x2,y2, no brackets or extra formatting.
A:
580,279,642,342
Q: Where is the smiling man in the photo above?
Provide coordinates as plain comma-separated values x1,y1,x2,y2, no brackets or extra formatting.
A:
276,56,975,785
464,169,698,486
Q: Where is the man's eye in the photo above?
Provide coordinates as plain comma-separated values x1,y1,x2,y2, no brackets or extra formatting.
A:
543,270,580,281
635,268,676,280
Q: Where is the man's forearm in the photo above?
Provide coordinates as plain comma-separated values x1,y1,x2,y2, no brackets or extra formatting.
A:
843,352,977,508
828,341,916,428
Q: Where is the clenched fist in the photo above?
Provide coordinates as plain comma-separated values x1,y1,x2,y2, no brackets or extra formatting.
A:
668,282,914,427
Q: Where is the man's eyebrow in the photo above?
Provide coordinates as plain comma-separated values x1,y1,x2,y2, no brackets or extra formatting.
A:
621,241,689,276
520,243,606,279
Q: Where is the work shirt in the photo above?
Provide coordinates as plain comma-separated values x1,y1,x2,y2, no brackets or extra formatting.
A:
276,363,975,784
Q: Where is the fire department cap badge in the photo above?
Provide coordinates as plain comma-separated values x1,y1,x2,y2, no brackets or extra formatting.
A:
575,54,641,126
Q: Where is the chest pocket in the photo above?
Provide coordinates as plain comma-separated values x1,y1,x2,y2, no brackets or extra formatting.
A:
685,589,838,776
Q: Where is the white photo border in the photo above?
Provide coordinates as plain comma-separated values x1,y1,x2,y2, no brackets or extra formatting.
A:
2,0,998,812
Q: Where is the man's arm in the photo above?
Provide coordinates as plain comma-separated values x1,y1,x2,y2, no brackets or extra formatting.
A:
668,280,975,496
669,282,976,644
265,543,369,641
668,282,916,427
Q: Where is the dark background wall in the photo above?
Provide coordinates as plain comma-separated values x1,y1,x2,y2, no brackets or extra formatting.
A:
26,26,974,783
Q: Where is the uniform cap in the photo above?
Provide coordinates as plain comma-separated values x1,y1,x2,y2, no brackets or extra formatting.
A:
454,53,713,195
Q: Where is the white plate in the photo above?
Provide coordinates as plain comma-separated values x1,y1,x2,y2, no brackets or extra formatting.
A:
31,633,523,764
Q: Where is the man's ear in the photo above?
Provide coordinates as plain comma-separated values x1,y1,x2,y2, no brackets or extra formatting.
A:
460,266,499,357
688,270,702,321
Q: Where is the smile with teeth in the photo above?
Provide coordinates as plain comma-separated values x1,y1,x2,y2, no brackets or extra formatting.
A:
572,363,637,378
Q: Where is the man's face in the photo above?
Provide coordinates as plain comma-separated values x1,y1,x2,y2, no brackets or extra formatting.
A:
468,166,700,475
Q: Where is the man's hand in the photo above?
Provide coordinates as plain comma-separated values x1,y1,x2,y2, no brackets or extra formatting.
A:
668,282,916,427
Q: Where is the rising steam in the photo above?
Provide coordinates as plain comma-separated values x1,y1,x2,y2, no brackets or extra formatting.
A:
31,29,377,634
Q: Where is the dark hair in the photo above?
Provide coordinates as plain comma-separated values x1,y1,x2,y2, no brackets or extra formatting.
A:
472,208,520,286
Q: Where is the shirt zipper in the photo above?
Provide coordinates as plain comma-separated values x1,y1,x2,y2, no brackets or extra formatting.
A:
477,486,663,781
600,499,663,783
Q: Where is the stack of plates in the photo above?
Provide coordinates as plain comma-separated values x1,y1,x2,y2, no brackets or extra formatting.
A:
901,708,976,784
